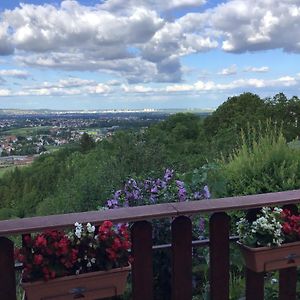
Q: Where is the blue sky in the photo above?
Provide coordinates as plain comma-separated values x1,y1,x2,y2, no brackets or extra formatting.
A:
0,0,300,110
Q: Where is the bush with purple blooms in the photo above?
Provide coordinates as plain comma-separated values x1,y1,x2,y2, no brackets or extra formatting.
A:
106,168,210,210
102,168,211,300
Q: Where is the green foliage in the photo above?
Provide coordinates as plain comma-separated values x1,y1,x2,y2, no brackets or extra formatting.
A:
79,132,95,153
146,113,209,170
203,92,267,157
216,126,300,197
1,92,300,224
265,93,300,141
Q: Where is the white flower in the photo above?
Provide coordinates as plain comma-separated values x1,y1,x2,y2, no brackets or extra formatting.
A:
75,229,82,239
86,223,95,233
87,262,92,268
91,258,96,264
271,278,278,284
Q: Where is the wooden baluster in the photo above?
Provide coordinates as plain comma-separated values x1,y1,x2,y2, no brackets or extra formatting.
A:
209,212,230,300
0,237,17,300
171,216,192,300
279,267,297,300
131,221,153,300
22,234,31,300
245,268,264,300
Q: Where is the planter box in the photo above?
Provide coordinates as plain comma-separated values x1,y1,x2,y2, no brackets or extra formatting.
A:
238,241,300,272
21,265,131,300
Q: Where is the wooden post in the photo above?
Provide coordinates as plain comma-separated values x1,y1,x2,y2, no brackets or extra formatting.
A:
209,212,230,300
279,267,297,300
131,221,153,300
22,234,31,300
0,237,16,300
171,216,192,300
246,268,264,300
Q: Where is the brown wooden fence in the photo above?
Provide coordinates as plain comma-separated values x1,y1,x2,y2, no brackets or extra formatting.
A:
1,189,300,300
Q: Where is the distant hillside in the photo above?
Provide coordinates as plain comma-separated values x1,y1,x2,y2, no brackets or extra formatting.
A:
0,108,214,116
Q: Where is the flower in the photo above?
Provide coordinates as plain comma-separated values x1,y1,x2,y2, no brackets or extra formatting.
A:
237,207,300,247
16,230,77,282
106,168,210,209
281,209,300,242
16,221,131,283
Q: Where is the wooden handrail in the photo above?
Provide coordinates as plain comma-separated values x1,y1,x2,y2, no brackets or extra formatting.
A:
0,189,300,236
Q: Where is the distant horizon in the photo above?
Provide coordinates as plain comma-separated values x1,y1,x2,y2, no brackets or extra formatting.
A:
0,107,215,113
1,0,300,109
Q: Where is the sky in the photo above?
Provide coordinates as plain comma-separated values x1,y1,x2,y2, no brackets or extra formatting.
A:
0,0,300,110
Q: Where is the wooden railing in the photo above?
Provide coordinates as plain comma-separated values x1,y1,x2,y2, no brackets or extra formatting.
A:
1,189,300,300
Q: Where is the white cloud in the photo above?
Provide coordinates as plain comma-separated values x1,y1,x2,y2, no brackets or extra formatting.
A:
1,74,299,98
163,75,298,93
244,66,270,73
218,65,237,76
14,77,111,97
0,69,29,79
210,0,300,53
101,0,206,13
0,0,300,87
4,2,163,52
122,84,155,93
0,89,11,96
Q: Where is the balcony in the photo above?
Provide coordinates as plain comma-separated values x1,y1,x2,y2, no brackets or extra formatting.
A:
1,189,300,300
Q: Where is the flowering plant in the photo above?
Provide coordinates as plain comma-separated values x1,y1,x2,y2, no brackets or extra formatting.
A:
71,221,131,274
105,168,210,209
237,207,284,247
237,207,300,247
16,230,78,282
281,209,300,242
16,221,131,282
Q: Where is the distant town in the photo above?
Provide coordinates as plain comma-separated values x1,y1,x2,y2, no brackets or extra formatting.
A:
0,108,212,173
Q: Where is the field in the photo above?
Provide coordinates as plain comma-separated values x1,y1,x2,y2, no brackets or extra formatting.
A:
1,126,52,136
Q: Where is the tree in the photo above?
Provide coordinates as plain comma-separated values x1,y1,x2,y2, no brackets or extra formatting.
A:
203,92,267,156
79,133,95,153
265,93,300,141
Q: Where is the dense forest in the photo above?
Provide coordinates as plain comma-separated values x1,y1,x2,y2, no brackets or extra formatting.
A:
1,92,300,220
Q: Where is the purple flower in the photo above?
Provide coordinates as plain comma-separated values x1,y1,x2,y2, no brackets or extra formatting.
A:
175,180,184,188
144,180,151,190
107,199,119,208
178,188,186,202
203,185,211,199
114,190,122,199
194,191,201,200
164,169,174,182
150,195,157,204
199,217,205,232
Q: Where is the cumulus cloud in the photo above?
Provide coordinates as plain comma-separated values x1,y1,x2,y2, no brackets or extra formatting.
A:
15,77,111,97
1,0,300,86
210,0,300,53
121,75,299,95
101,0,206,13
3,2,163,52
218,65,237,76
1,74,299,98
0,0,217,83
0,22,14,55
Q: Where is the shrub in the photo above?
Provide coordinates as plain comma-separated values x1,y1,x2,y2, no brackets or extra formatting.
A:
217,126,300,197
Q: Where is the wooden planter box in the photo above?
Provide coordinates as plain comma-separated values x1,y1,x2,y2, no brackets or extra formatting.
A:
21,265,131,300
238,241,300,272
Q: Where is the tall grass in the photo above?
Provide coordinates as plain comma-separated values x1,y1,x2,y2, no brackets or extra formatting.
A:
218,124,300,196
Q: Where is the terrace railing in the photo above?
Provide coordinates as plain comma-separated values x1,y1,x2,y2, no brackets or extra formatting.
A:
1,189,300,300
